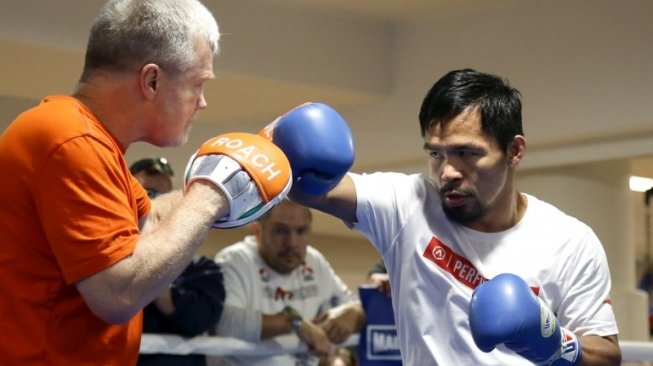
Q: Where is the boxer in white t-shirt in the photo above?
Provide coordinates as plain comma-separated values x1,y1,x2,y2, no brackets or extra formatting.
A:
257,69,621,365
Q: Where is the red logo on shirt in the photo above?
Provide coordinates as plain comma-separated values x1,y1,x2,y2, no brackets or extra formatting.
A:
274,287,294,301
422,237,488,289
422,237,542,294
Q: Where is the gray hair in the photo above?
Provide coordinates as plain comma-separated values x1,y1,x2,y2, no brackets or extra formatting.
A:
81,0,220,79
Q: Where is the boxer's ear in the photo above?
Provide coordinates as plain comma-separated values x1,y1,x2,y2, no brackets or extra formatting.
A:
507,135,525,168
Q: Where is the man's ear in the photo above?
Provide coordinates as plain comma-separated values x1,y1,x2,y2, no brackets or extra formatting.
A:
507,135,526,168
140,63,160,100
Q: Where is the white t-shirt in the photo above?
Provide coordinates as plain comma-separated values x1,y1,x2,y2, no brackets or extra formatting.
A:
351,172,618,365
214,236,356,366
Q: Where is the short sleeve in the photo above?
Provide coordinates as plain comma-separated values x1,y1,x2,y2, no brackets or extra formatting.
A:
35,135,140,283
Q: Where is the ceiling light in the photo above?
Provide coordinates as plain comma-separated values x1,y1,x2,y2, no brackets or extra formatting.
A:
629,176,653,192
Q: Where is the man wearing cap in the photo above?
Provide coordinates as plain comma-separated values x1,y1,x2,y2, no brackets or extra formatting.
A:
130,157,225,366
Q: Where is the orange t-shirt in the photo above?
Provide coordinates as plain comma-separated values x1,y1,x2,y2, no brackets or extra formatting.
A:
0,95,150,365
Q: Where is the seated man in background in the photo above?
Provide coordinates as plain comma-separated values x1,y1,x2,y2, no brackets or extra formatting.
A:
213,199,365,366
131,157,225,366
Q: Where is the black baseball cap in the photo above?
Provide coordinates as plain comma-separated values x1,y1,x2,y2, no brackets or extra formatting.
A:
129,157,174,177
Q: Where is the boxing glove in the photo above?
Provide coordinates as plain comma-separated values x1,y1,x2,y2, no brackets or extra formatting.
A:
469,273,582,366
259,102,355,196
184,132,292,228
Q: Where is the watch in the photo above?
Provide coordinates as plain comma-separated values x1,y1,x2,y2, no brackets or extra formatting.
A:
283,306,303,334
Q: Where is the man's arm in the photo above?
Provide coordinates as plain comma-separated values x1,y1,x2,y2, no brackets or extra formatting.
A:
290,174,357,226
578,335,621,366
77,133,291,324
469,274,622,366
260,102,358,224
77,181,227,324
314,301,366,344
216,306,332,356
139,190,184,234
214,306,262,342
260,309,332,356
213,302,331,357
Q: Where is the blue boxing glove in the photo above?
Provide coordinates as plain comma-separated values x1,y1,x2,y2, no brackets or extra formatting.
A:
259,102,355,196
469,273,582,366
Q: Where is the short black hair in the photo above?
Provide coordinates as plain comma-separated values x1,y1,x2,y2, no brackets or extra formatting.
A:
418,69,523,153
129,157,174,177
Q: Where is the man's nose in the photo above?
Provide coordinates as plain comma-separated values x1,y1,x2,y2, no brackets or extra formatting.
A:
286,231,304,248
198,93,208,110
441,160,463,183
